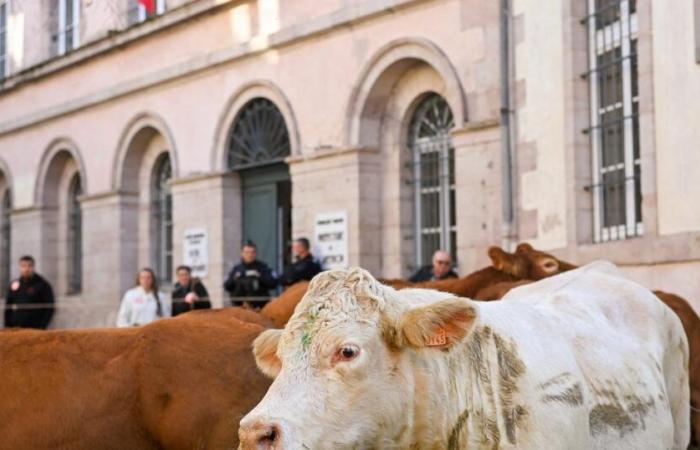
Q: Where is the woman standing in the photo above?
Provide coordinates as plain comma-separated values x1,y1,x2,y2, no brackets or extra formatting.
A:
116,268,170,327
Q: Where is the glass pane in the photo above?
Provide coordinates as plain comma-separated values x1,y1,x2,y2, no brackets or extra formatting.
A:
630,40,638,99
634,162,642,224
601,169,626,228
597,48,623,109
595,0,620,29
600,109,624,168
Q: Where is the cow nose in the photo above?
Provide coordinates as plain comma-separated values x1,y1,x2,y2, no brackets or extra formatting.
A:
239,420,282,450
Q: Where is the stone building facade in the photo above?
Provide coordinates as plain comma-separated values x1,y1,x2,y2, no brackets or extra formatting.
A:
0,0,698,327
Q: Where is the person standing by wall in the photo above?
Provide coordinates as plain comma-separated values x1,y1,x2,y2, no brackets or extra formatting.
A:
4,255,55,329
223,242,277,308
280,237,322,287
116,268,170,327
409,250,458,282
171,265,211,317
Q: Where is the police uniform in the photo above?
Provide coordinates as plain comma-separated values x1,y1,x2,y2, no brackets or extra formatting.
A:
4,273,55,329
281,254,322,286
223,260,277,307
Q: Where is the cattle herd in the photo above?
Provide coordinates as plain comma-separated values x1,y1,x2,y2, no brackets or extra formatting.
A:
0,244,697,449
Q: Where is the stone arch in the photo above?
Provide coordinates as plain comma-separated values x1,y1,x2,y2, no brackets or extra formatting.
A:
113,112,179,190
211,80,300,171
35,137,88,206
345,37,467,148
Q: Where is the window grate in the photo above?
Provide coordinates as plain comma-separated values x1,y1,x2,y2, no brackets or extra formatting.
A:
407,94,456,268
152,155,172,284
583,0,641,243
67,175,82,294
0,190,10,294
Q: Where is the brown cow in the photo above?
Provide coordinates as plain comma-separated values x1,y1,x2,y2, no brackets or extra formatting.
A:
0,309,270,449
489,243,700,447
0,282,309,450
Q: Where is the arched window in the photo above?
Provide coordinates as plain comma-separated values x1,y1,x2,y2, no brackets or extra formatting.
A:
408,93,456,267
152,154,172,283
67,175,82,294
227,98,291,169
0,189,10,292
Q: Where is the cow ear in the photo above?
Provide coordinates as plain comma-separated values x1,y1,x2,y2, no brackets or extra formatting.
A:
515,243,533,254
253,329,283,378
398,298,477,349
488,246,510,271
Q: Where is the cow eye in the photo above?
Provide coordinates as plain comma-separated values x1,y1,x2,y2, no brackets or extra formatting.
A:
337,345,360,362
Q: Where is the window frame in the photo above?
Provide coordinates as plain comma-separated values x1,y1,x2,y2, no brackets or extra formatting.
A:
56,0,80,56
0,189,11,295
585,0,641,243
66,175,82,294
151,154,173,285
0,0,7,80
408,93,456,268
131,0,167,25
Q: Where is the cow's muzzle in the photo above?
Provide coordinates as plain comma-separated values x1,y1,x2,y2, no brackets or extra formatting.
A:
239,418,285,450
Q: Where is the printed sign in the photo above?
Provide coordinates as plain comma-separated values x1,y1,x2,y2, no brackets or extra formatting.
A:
314,211,349,270
183,228,208,278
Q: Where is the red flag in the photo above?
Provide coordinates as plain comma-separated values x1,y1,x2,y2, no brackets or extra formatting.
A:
138,0,156,14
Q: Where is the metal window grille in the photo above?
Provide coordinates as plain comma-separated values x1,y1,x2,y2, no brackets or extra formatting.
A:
408,94,456,268
67,175,82,294
583,0,641,242
227,98,291,170
0,1,6,80
0,190,10,294
52,0,80,56
128,0,167,26
152,155,173,284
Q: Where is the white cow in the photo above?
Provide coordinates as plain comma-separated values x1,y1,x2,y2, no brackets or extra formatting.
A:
239,262,690,449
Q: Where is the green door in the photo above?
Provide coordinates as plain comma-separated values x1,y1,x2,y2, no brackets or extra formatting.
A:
241,164,291,276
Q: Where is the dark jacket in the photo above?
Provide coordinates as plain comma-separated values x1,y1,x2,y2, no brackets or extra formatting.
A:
171,278,211,317
281,254,322,286
223,260,277,304
409,266,459,283
5,273,55,329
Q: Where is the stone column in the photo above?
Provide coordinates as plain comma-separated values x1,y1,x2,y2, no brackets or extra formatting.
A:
170,172,241,308
451,121,503,273
288,147,382,274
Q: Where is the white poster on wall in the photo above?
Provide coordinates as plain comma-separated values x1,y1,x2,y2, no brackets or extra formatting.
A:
314,211,348,270
183,228,208,278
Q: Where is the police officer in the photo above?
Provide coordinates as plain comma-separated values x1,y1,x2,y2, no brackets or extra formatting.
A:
4,255,55,329
223,242,277,308
281,237,322,286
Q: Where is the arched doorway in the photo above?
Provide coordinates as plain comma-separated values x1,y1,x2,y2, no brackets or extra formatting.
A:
227,98,292,275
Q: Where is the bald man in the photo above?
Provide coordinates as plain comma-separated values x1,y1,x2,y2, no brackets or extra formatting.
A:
408,250,458,282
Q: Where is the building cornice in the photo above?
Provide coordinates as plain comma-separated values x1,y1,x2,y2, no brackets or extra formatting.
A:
0,0,427,137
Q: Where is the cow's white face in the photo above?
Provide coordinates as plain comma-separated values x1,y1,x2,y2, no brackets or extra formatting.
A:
239,269,477,450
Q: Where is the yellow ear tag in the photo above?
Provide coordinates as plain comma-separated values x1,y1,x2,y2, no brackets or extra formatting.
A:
426,328,447,347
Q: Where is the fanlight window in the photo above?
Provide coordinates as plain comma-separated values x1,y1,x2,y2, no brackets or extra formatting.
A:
227,98,291,169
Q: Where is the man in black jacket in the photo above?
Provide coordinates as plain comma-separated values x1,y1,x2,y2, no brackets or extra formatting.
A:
4,255,55,329
171,265,211,317
281,237,322,286
223,242,277,308
409,250,458,283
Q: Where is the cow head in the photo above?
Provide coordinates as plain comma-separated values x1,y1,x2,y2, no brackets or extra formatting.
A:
489,243,575,280
239,268,477,449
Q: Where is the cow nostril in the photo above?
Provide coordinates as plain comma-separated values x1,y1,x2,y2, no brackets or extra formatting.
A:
254,423,280,448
